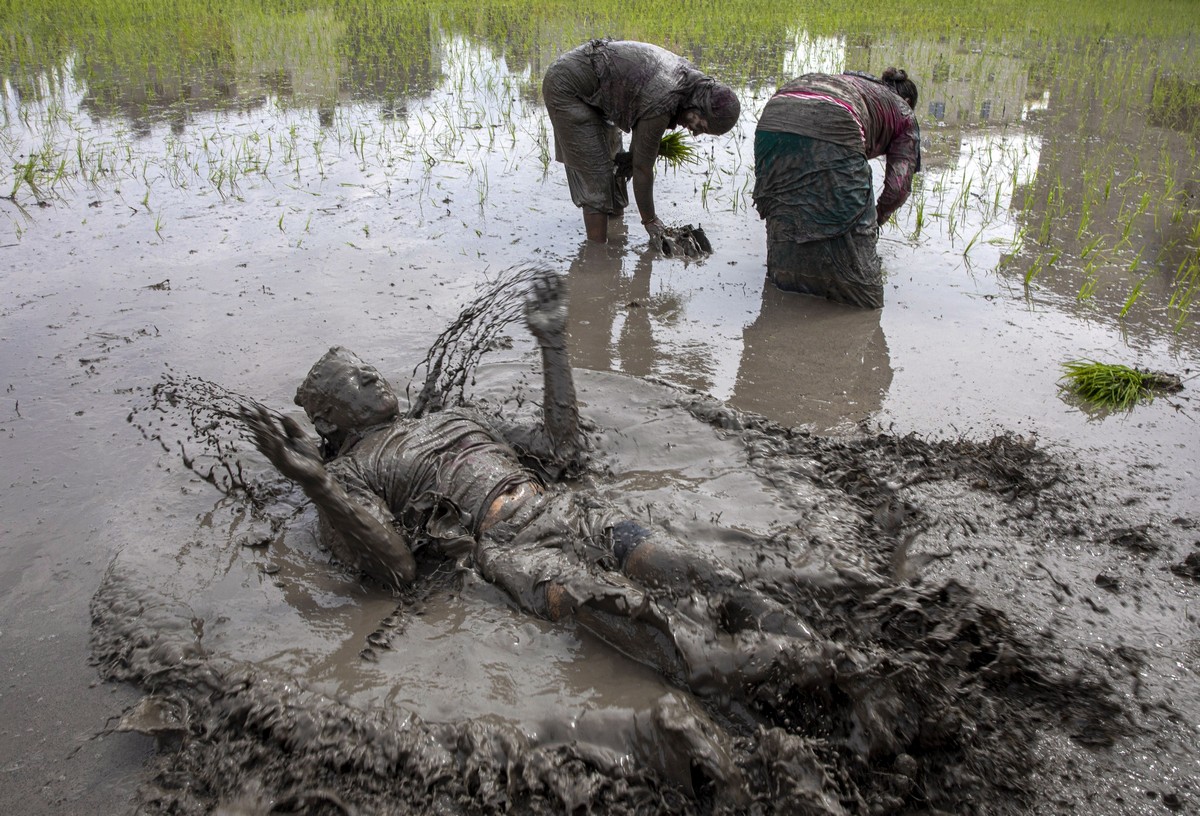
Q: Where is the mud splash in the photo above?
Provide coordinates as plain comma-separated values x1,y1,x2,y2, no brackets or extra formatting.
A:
93,367,1151,815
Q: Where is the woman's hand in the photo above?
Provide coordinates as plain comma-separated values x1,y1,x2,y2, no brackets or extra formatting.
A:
643,216,665,241
241,405,327,488
524,267,569,344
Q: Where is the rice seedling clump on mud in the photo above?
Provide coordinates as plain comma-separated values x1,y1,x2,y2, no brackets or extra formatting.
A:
1059,359,1183,410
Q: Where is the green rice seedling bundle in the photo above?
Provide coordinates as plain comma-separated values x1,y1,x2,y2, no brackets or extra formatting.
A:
658,131,698,168
1059,359,1183,410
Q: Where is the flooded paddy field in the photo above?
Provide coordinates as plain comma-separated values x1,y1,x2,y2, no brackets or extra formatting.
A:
1,2,1198,813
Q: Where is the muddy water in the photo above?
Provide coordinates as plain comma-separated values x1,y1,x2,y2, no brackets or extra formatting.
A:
88,364,1195,814
2,12,1199,816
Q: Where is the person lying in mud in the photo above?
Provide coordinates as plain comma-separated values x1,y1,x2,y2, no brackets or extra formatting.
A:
239,268,868,746
542,38,741,244
118,266,1126,812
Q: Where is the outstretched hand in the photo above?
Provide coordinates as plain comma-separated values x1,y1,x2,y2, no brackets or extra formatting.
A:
240,405,326,488
524,268,569,344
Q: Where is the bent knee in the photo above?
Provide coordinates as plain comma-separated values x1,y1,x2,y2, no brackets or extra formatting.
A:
610,519,652,564
543,581,571,621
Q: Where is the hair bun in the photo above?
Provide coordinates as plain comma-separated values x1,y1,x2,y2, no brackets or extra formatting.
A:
882,67,907,82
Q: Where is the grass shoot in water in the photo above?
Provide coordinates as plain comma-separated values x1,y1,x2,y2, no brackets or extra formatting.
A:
1059,359,1183,410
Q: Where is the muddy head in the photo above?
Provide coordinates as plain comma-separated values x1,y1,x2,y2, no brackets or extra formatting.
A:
881,66,918,108
676,109,711,136
294,346,401,450
678,81,740,136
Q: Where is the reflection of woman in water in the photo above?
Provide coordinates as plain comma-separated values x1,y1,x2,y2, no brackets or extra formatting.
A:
562,235,658,377
733,278,893,431
542,39,740,243
753,69,920,308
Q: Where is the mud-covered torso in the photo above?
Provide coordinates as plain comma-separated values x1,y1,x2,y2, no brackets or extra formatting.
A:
557,39,696,132
757,73,918,160
328,409,538,544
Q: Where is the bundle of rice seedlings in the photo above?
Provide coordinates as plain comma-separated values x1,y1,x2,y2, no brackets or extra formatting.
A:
1058,359,1183,410
658,131,698,168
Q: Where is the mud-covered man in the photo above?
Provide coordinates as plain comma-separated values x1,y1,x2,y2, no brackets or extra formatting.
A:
243,269,856,711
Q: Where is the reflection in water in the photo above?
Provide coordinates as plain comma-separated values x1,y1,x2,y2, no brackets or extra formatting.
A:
732,281,892,432
842,33,1197,340
1005,38,1200,338
564,232,749,398
70,8,447,133
780,30,847,78
566,231,893,431
5,8,1200,812
4,7,1194,345
851,34,1034,134
565,232,663,380
77,9,355,135
10,15,1191,352
0,16,1192,390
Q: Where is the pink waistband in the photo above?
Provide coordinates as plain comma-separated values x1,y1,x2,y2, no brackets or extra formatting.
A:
773,90,866,144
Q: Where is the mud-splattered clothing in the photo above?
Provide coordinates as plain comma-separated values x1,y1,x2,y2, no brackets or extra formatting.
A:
474,492,627,614
325,410,539,552
473,491,836,704
541,39,703,215
325,409,647,583
323,407,827,708
756,73,920,225
323,409,634,573
309,376,874,772
753,73,919,309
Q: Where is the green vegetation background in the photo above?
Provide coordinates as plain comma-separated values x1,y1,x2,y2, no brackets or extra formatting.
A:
3,0,1198,85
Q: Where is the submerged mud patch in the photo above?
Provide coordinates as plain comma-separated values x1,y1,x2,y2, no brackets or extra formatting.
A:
91,369,1175,815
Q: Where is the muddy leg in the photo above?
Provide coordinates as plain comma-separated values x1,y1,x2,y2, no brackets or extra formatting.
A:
614,524,815,640
478,534,838,696
669,607,845,700
583,210,609,242
474,537,690,680
581,525,913,758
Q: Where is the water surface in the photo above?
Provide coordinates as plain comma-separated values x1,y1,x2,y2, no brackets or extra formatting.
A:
1,3,1197,813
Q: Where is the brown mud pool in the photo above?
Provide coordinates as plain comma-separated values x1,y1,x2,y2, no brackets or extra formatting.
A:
91,345,1195,814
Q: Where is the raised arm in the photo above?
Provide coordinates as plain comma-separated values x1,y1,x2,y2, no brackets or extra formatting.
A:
240,406,416,586
523,270,583,471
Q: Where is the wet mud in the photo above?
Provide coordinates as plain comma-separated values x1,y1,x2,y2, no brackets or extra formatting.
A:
2,17,1197,816
657,225,713,260
91,363,1194,815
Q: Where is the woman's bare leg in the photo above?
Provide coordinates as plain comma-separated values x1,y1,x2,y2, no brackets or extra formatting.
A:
583,210,609,242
